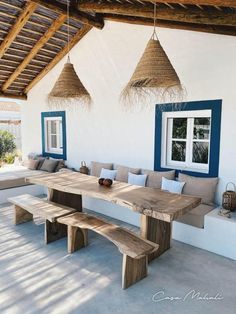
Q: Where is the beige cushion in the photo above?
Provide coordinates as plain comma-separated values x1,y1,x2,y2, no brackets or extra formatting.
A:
115,165,140,183
90,161,113,177
176,204,215,228
27,159,40,170
142,169,175,188
179,173,218,206
40,159,58,173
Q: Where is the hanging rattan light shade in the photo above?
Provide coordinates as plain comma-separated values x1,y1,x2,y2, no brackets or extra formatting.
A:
121,38,184,105
48,61,91,106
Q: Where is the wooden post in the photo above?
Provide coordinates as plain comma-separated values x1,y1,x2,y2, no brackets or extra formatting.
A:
122,254,147,289
68,226,88,253
45,220,67,244
140,215,171,262
14,205,33,225
47,188,83,212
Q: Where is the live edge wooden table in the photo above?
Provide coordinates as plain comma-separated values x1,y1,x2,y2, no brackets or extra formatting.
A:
26,172,201,262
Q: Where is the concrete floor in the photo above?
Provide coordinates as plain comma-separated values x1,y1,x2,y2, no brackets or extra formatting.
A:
0,203,236,314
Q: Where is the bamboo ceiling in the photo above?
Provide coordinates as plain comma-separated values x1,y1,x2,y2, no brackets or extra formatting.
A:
0,0,235,100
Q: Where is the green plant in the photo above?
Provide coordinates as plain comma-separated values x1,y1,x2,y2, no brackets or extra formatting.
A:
0,130,16,161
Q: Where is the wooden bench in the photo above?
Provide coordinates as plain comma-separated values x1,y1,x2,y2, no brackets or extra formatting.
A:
57,212,159,289
8,194,76,244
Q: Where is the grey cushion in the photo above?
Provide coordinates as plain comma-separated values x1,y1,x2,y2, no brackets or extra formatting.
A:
115,165,140,183
37,158,46,170
40,159,59,173
90,161,113,177
179,173,218,206
176,204,215,228
142,169,175,188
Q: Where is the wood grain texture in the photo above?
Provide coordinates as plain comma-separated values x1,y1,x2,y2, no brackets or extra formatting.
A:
57,212,158,258
14,205,33,225
57,211,154,289
27,172,201,223
2,14,67,91
29,0,104,29
137,0,236,7
79,2,236,26
104,14,236,37
141,215,171,262
45,220,67,244
48,189,83,212
122,254,147,289
0,2,37,59
68,226,88,253
9,194,77,222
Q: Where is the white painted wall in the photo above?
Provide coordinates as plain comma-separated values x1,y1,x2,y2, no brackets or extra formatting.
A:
21,21,236,224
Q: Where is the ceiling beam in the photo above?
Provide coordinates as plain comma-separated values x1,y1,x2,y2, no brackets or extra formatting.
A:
2,14,68,92
28,0,104,29
104,14,236,36
121,0,236,8
24,25,92,94
0,92,27,100
79,3,236,27
0,2,38,59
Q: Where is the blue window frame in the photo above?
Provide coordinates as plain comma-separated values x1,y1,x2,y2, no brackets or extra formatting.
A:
154,100,222,177
41,111,67,160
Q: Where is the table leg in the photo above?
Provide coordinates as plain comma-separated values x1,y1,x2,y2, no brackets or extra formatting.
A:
47,188,82,212
140,215,171,262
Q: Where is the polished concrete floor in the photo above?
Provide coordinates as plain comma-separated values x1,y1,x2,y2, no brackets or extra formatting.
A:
0,202,236,314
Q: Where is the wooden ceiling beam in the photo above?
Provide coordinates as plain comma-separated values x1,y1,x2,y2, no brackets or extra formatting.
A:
24,25,92,94
2,14,67,92
0,2,38,59
0,92,27,100
28,0,104,29
104,14,236,36
123,0,236,8
79,3,236,27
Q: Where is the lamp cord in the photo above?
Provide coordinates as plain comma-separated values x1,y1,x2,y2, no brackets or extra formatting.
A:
67,0,70,63
152,3,158,40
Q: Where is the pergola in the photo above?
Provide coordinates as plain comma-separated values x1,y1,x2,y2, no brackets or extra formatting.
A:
0,0,235,100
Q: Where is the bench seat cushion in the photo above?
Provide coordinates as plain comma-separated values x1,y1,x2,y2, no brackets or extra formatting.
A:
0,168,45,190
175,204,215,228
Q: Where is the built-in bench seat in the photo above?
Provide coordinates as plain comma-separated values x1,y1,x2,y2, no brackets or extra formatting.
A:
0,166,45,190
57,212,159,289
8,194,76,243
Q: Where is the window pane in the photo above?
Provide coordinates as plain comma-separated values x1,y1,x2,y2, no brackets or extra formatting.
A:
50,121,57,134
51,135,57,148
172,141,186,162
172,118,187,139
192,142,209,164
193,118,211,140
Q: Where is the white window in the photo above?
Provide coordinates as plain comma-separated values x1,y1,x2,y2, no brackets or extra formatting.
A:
44,117,63,154
161,110,211,173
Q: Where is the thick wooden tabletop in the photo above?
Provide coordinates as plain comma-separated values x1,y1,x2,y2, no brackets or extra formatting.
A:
26,172,201,223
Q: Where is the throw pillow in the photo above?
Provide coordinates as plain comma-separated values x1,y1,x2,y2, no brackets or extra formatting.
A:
40,159,59,173
100,168,117,180
161,177,185,194
27,159,40,170
115,165,141,182
90,161,113,177
128,172,147,187
142,169,175,188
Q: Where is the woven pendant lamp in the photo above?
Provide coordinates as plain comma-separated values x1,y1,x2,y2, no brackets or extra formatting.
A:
48,1,91,107
48,58,91,105
121,5,184,105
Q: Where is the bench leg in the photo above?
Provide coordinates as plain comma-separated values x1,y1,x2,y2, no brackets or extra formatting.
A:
122,254,147,289
14,205,33,225
68,226,88,254
45,220,67,244
140,215,171,262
